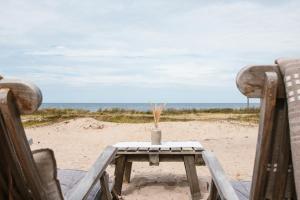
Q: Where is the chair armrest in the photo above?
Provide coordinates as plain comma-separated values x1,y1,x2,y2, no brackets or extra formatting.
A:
65,146,117,200
202,151,239,200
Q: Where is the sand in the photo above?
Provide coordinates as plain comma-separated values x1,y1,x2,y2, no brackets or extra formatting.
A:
26,118,258,199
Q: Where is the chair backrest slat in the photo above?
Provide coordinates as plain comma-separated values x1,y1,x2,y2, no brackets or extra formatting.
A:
0,86,46,199
249,72,278,199
268,99,292,198
0,111,31,199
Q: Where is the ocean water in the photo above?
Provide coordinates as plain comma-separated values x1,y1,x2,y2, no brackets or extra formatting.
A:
40,103,260,112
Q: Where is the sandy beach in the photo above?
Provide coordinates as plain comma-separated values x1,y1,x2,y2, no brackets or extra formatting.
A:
26,118,258,199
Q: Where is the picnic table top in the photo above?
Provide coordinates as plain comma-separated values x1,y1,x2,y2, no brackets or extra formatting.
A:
113,141,204,155
113,141,203,149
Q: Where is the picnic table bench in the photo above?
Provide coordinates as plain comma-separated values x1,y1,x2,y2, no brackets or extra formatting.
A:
113,141,204,200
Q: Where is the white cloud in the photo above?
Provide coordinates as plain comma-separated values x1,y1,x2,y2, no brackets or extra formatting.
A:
8,61,235,88
25,47,193,58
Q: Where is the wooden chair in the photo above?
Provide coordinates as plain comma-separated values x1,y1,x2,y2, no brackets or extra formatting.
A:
203,63,297,199
0,76,118,200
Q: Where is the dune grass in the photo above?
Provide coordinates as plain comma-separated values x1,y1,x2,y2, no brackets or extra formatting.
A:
21,107,260,127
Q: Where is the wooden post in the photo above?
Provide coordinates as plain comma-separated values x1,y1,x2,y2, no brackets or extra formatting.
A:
124,161,132,183
114,156,126,195
183,155,201,200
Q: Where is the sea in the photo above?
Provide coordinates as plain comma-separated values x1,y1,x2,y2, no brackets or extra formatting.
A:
40,103,260,112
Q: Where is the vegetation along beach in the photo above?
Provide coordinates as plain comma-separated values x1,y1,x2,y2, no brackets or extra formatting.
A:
22,107,260,127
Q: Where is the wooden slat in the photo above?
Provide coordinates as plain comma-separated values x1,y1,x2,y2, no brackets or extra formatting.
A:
202,151,239,200
149,147,159,152
0,115,27,200
127,147,138,152
182,147,194,152
0,88,46,199
138,147,148,152
171,147,182,152
58,169,117,199
193,147,203,152
65,146,117,200
231,181,250,200
268,99,291,199
160,147,170,152
250,72,278,199
117,147,128,152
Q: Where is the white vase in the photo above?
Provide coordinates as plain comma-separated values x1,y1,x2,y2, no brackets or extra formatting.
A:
151,128,161,145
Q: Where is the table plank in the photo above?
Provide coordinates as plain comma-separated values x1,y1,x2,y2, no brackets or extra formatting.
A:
127,147,138,152
160,147,170,152
118,147,128,152
182,147,194,152
193,147,203,152
171,147,182,152
149,147,159,152
138,147,149,152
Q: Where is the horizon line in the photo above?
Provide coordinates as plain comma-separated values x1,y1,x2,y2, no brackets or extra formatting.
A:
42,102,259,104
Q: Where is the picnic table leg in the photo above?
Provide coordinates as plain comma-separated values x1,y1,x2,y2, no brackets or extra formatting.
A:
124,161,132,183
184,155,202,200
114,155,126,195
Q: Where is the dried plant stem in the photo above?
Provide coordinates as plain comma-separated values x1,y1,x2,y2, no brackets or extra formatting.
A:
152,104,165,128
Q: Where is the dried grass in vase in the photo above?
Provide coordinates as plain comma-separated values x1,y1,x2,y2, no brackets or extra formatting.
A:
152,104,165,129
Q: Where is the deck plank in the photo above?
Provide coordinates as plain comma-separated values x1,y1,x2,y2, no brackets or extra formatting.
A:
58,169,115,200
231,181,251,200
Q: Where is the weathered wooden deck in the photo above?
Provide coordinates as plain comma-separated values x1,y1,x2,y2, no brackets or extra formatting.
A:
58,169,251,200
58,169,104,200
231,181,251,200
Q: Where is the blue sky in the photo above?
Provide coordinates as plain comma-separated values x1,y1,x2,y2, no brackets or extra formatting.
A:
0,0,299,103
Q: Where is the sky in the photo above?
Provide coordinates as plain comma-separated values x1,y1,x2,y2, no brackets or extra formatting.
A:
0,0,299,103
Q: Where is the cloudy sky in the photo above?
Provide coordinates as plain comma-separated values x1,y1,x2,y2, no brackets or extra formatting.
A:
0,0,299,103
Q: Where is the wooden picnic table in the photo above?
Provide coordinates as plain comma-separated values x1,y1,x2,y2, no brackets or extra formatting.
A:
113,141,204,200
